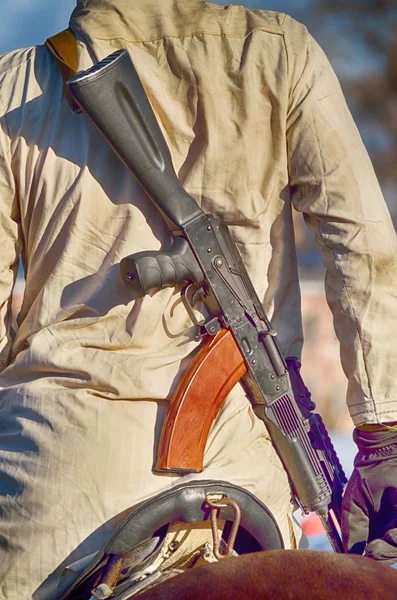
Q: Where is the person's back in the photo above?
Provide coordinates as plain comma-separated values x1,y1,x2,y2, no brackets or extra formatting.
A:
1,1,396,598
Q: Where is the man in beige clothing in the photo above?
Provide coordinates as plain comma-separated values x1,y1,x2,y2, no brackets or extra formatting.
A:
0,0,396,597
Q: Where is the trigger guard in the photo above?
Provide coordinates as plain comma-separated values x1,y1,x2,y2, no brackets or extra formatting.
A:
181,284,206,327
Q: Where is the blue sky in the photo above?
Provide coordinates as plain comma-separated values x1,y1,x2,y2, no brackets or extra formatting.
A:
0,0,76,54
0,0,309,54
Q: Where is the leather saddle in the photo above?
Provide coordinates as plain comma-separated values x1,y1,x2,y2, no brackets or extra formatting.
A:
57,479,284,599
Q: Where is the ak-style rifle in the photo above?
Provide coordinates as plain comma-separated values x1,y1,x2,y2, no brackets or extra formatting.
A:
67,49,347,552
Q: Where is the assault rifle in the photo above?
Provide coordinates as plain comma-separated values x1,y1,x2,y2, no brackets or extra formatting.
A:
67,49,347,553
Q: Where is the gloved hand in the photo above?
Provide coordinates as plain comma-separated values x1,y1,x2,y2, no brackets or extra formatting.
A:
341,426,397,564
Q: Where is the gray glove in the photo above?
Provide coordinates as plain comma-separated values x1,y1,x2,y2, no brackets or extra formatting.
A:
341,427,397,564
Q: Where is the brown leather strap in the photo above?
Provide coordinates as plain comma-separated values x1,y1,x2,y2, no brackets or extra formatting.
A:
45,28,80,112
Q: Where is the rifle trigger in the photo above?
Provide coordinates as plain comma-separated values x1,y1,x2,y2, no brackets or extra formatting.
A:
192,287,206,306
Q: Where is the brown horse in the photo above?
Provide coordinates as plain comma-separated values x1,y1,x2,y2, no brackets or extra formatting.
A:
136,550,397,600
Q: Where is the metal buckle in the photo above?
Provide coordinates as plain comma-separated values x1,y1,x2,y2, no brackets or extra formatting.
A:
205,495,241,560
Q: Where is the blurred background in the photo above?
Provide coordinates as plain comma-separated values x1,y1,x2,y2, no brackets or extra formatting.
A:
2,1,396,446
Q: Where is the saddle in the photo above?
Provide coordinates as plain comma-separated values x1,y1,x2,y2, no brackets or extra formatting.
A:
57,480,284,599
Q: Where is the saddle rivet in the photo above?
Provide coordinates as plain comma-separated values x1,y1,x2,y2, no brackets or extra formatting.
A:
168,540,180,553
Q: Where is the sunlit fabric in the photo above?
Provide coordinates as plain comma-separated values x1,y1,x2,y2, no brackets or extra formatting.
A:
0,0,395,597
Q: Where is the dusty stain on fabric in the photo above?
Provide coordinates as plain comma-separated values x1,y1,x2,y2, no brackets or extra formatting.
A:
373,254,397,285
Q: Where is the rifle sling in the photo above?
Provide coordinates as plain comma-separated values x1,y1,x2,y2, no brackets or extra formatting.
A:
45,28,80,112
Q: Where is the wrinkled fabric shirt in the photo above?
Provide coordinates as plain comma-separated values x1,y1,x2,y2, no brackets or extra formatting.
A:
0,0,397,596
1,1,396,426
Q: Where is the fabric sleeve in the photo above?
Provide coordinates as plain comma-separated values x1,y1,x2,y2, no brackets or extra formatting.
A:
0,107,20,373
284,17,397,425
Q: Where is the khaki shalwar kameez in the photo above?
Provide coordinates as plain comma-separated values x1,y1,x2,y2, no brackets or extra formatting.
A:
0,1,396,598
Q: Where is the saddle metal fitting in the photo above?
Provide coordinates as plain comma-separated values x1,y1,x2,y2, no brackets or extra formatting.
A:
205,495,241,560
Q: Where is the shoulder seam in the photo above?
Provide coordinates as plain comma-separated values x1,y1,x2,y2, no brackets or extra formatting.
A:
281,16,290,89
90,27,284,45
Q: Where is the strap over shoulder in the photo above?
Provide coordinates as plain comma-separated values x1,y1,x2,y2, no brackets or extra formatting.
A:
45,28,80,112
